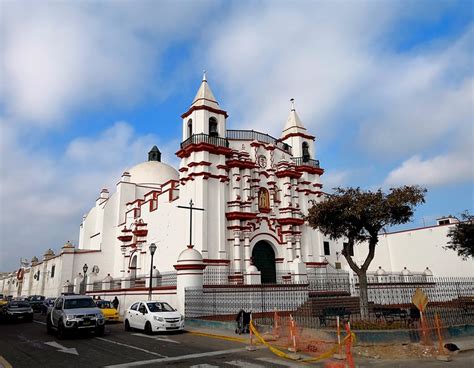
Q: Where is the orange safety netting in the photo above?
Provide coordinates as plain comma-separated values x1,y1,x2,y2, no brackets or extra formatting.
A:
250,313,356,364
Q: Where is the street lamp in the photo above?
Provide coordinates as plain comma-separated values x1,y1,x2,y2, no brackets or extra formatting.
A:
148,243,157,301
82,264,88,295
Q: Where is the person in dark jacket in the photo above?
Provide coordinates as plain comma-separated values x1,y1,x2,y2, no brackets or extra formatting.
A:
112,296,119,310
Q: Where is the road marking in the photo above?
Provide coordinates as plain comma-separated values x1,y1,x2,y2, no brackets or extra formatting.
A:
0,355,13,368
131,333,180,344
33,320,46,325
226,360,265,368
44,341,79,355
190,365,220,368
96,337,167,358
103,348,247,368
257,357,304,367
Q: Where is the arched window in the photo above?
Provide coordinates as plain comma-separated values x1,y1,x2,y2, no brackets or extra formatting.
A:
209,117,218,137
302,142,310,162
187,119,193,138
258,188,270,212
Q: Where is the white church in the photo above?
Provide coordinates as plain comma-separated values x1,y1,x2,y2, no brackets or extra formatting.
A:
1,75,473,312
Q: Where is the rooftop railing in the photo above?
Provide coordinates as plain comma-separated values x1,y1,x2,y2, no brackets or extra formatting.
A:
180,133,229,150
292,157,320,168
226,129,292,154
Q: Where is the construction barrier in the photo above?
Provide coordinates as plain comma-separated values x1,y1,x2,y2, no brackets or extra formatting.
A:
249,317,356,363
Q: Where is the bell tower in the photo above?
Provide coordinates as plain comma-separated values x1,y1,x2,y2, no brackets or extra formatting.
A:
280,98,315,160
180,72,228,142
176,74,231,261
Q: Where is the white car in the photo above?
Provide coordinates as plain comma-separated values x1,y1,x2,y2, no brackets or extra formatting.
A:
124,301,184,334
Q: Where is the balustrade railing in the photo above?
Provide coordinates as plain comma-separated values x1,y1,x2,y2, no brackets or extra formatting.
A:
226,129,292,154
291,157,320,168
180,133,229,149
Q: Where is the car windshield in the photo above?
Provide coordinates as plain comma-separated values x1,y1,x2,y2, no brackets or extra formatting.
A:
97,301,112,309
147,302,175,312
64,298,96,309
9,302,30,308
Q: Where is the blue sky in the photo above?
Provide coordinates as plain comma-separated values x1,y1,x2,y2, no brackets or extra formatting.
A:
0,0,473,271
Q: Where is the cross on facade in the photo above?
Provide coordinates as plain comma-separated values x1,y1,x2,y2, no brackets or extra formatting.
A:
177,199,204,248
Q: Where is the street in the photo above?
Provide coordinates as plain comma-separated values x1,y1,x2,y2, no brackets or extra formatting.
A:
1,315,474,367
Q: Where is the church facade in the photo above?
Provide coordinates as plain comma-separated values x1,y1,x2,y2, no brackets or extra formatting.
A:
1,75,473,305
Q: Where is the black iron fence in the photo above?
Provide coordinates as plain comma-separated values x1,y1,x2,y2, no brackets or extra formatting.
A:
186,276,474,330
226,129,292,154
180,133,229,150
83,272,177,292
291,157,320,168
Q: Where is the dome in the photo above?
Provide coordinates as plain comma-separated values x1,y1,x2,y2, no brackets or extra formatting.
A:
177,246,203,263
128,161,179,186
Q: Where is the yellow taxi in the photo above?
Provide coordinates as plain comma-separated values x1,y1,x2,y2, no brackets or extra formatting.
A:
96,300,120,322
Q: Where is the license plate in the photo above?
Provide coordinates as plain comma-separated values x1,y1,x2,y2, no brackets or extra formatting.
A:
18,315,24,319
83,320,91,325
170,323,177,327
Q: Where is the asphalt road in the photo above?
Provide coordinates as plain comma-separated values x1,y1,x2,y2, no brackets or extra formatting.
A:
1,314,473,368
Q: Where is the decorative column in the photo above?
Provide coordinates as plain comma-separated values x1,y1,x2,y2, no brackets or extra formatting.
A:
243,231,251,270
174,246,206,315
294,235,302,259
286,235,294,265
233,231,242,273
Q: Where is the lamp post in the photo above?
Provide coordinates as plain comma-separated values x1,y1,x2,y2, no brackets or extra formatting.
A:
148,243,157,301
82,264,88,295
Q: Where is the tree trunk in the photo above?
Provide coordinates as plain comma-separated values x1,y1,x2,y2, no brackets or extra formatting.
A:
358,271,370,320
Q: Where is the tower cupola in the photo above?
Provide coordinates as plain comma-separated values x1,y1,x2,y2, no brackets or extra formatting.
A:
180,73,228,142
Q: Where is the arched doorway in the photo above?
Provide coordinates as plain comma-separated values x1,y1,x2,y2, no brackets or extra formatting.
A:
252,241,276,284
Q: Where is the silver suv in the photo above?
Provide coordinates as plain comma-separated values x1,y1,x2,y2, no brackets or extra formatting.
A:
46,295,105,339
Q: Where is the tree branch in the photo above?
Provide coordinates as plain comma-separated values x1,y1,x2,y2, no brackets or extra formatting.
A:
362,237,377,271
342,239,361,275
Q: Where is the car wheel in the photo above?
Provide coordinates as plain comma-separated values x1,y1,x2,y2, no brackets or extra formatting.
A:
46,315,53,334
124,319,131,331
57,320,66,340
144,321,153,335
96,325,105,337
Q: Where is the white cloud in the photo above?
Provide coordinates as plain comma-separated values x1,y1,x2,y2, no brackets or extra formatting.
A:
0,121,177,270
1,0,216,126
384,152,473,187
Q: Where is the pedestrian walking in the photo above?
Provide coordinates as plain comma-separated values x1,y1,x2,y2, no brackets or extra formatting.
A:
112,296,119,310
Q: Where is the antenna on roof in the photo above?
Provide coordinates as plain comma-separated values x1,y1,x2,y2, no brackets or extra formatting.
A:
290,98,295,111
202,70,207,82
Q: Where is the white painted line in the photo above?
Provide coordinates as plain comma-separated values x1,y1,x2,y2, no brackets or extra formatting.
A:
226,360,265,368
103,348,246,368
131,333,180,344
44,341,78,355
96,338,167,358
33,320,46,325
257,357,303,367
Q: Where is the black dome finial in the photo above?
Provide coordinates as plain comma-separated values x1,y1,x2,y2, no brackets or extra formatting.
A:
148,145,161,162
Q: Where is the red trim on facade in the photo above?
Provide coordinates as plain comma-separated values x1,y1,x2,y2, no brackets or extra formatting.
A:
173,264,207,271
295,166,324,176
203,259,231,264
225,159,256,170
275,170,302,179
188,161,212,168
280,132,315,141
226,212,257,221
176,143,232,159
276,218,305,226
181,105,229,119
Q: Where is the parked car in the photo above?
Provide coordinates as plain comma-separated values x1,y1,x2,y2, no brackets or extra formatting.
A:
0,300,34,322
96,300,120,322
27,295,45,312
46,295,105,339
124,301,184,334
41,297,56,315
